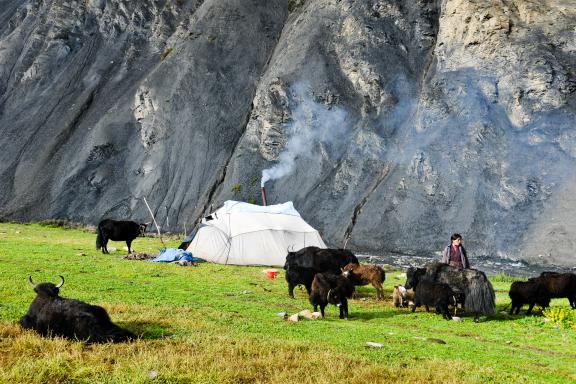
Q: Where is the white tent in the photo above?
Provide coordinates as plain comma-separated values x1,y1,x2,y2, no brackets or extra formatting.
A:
186,200,326,266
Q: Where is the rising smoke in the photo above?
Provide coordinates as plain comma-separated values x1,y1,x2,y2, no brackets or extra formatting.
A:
261,83,351,187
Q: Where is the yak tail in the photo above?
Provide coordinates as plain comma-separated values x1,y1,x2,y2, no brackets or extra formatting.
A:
464,275,496,316
379,268,386,283
96,226,103,250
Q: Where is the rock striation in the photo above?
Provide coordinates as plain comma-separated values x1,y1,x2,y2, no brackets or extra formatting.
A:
0,0,574,266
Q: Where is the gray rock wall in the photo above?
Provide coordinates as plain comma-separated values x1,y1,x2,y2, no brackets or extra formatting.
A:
0,0,574,266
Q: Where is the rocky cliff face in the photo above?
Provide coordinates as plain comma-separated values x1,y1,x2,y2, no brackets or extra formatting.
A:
0,0,574,266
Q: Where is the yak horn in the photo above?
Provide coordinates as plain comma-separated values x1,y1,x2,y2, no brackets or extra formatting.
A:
28,276,36,288
55,275,65,288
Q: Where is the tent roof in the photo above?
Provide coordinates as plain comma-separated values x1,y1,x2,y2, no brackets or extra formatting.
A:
216,201,301,216
206,201,317,237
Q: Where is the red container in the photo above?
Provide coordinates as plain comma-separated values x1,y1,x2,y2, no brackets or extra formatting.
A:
265,271,277,280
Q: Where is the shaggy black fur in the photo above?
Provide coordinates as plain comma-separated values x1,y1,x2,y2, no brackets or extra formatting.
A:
509,280,551,315
309,273,355,319
96,219,146,254
528,272,576,309
21,277,135,343
283,246,358,298
406,262,496,322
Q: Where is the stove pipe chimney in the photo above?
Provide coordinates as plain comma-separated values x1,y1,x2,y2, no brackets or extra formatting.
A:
261,187,268,206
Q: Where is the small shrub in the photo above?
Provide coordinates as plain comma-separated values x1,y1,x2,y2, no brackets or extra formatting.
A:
246,197,256,205
231,184,241,194
288,0,305,12
491,273,522,283
543,307,576,330
516,315,546,328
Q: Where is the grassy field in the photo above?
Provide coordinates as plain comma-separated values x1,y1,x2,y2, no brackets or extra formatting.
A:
0,223,574,383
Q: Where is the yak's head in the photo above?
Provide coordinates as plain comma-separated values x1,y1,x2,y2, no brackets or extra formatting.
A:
341,263,358,273
327,288,345,307
341,264,361,285
404,267,426,290
138,223,148,237
283,246,297,270
28,275,64,298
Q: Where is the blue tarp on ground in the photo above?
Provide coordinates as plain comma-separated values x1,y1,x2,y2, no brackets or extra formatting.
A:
151,248,205,263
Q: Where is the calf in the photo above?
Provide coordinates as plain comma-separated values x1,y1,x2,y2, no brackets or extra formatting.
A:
508,280,551,315
309,273,355,319
342,263,386,300
529,272,576,308
405,267,456,320
392,285,413,308
20,276,135,343
284,247,359,298
411,281,456,320
96,219,147,254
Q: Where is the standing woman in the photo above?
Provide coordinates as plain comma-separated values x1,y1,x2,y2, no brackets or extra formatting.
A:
441,233,470,269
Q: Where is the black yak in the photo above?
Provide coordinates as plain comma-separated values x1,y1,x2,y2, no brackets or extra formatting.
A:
309,273,355,319
529,272,576,308
407,262,496,322
404,268,456,320
284,246,359,298
284,266,317,297
20,276,135,343
508,280,551,315
96,219,147,254
341,263,386,300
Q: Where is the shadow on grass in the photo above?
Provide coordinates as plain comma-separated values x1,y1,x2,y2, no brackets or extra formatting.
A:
121,320,175,339
365,304,547,323
351,292,381,300
351,309,409,321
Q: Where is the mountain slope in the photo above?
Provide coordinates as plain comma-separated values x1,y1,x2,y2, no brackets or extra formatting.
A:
0,0,574,265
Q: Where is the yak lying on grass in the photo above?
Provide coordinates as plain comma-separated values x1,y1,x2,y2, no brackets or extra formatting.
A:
284,246,359,298
342,263,386,300
309,272,355,319
407,262,495,322
20,276,135,343
528,272,576,309
96,219,147,254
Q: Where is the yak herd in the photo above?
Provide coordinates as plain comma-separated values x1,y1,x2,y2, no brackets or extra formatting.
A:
19,237,576,343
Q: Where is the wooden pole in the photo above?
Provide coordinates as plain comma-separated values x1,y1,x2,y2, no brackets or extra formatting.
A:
143,196,165,247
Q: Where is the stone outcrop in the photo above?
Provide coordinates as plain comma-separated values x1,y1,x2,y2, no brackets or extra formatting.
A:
0,0,574,266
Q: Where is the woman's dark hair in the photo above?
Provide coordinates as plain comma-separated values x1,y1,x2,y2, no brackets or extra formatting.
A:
450,233,462,241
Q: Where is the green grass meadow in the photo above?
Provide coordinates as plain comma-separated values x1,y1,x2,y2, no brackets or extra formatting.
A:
0,223,574,383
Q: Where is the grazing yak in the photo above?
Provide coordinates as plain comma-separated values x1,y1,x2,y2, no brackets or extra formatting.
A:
309,272,355,319
283,246,359,298
406,262,496,322
342,263,386,300
528,272,576,308
20,276,135,343
96,219,147,254
508,280,551,315
404,268,456,320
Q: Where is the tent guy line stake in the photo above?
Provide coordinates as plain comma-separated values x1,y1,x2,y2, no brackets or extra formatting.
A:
143,196,165,247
